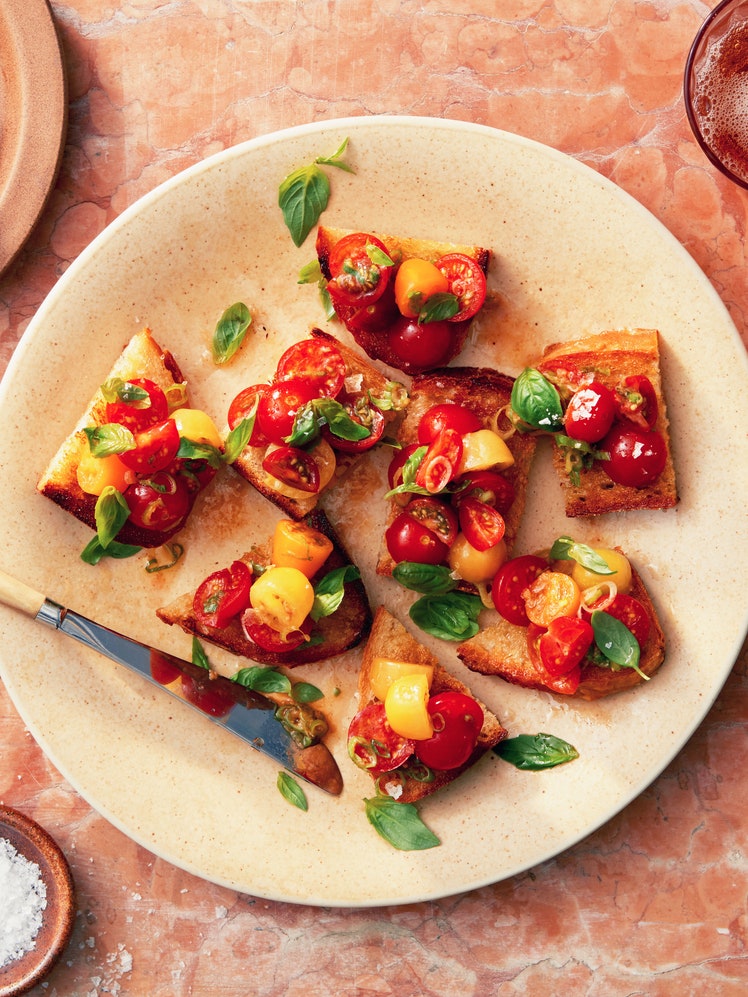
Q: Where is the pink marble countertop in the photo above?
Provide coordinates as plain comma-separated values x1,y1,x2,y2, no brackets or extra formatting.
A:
1,1,746,994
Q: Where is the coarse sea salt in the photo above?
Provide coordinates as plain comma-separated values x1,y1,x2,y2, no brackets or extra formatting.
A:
0,835,47,968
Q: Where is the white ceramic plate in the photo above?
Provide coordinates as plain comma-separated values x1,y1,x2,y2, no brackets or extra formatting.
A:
1,117,746,907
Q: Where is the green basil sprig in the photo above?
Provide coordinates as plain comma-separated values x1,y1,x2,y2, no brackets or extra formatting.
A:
384,445,430,499
287,397,371,448
176,436,224,468
278,138,354,247
100,377,149,406
232,665,292,695
192,636,211,671
212,302,251,364
417,291,459,323
311,565,361,621
549,536,614,575
83,423,134,457
495,732,579,770
409,591,482,641
591,610,648,679
80,536,141,565
277,772,308,811
392,561,456,595
510,368,564,431
364,796,440,851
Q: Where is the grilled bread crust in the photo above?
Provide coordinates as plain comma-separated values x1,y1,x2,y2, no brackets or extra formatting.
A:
37,328,190,549
457,566,665,700
376,366,537,579
230,329,400,520
537,328,677,516
156,510,372,667
357,606,507,803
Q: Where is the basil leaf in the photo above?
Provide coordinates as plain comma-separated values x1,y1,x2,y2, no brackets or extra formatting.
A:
223,416,255,464
311,565,360,621
549,536,614,575
100,377,148,405
192,637,211,671
277,772,308,811
298,259,324,284
212,302,251,364
591,610,648,679
279,163,330,247
315,136,355,174
83,423,135,456
94,486,130,548
364,797,440,851
232,666,292,695
418,292,459,324
144,542,184,573
510,368,564,430
384,445,431,499
495,732,580,770
315,397,370,441
176,437,223,468
292,682,323,704
80,536,141,565
409,591,482,641
392,561,456,595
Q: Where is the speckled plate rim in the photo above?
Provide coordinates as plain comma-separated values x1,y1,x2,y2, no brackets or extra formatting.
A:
0,116,747,907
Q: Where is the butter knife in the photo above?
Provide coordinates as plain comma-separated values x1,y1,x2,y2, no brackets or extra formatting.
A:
0,569,343,796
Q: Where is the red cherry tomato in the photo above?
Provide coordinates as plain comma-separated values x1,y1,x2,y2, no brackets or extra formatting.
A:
385,511,449,565
105,378,169,433
257,377,320,445
457,497,506,552
414,691,484,770
491,554,548,626
262,445,320,493
180,675,235,717
417,402,482,444
601,425,667,488
386,315,453,374
526,625,582,695
193,560,252,630
120,418,180,473
227,384,270,446
240,609,310,653
321,395,385,454
125,472,191,533
616,375,659,429
275,339,347,399
563,381,617,443
451,469,516,517
584,592,651,646
415,427,463,493
327,233,393,309
347,701,415,774
406,496,459,547
538,616,594,676
435,254,487,322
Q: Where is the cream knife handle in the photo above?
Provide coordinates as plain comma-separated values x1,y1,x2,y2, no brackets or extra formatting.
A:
0,569,47,618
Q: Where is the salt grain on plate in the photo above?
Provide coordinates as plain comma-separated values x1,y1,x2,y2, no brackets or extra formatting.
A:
0,836,47,967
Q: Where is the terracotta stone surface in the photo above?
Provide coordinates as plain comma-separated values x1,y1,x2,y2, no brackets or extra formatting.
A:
1,1,746,994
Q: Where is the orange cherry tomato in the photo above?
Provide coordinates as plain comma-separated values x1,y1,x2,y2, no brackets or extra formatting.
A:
394,258,450,318
522,570,581,628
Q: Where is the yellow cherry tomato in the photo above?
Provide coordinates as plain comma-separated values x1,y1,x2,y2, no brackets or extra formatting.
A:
369,657,434,704
170,407,223,448
248,566,314,638
272,519,334,579
394,258,450,318
448,534,507,584
457,429,515,474
571,548,632,594
385,673,434,740
523,570,581,627
263,439,336,500
76,450,132,496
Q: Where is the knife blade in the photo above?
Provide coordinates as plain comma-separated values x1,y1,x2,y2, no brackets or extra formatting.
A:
0,569,343,795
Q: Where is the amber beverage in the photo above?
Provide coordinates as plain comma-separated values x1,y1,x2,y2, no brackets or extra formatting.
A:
685,0,748,189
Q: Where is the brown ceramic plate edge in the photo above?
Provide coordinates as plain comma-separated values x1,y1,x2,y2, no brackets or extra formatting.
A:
0,806,75,996
0,0,67,276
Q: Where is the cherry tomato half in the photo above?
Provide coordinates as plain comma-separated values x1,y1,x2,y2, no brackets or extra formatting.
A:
563,381,617,443
262,445,321,493
193,560,252,630
457,497,506,552
616,375,659,429
435,253,487,322
414,692,484,770
526,625,582,695
321,395,386,454
227,384,270,446
491,554,548,626
523,570,581,628
347,701,415,774
124,472,191,533
120,418,180,473
417,402,482,445
406,497,459,547
275,339,347,399
538,616,594,677
257,377,320,445
385,511,449,565
601,425,667,488
327,233,393,309
451,469,516,517
105,377,169,433
240,609,310,653
386,315,453,374
415,427,463,493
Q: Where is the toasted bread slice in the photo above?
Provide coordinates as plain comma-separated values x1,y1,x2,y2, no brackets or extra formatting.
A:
230,329,401,520
457,565,665,700
316,225,491,374
537,328,677,516
354,606,507,803
156,511,372,667
377,366,537,579
37,328,194,549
